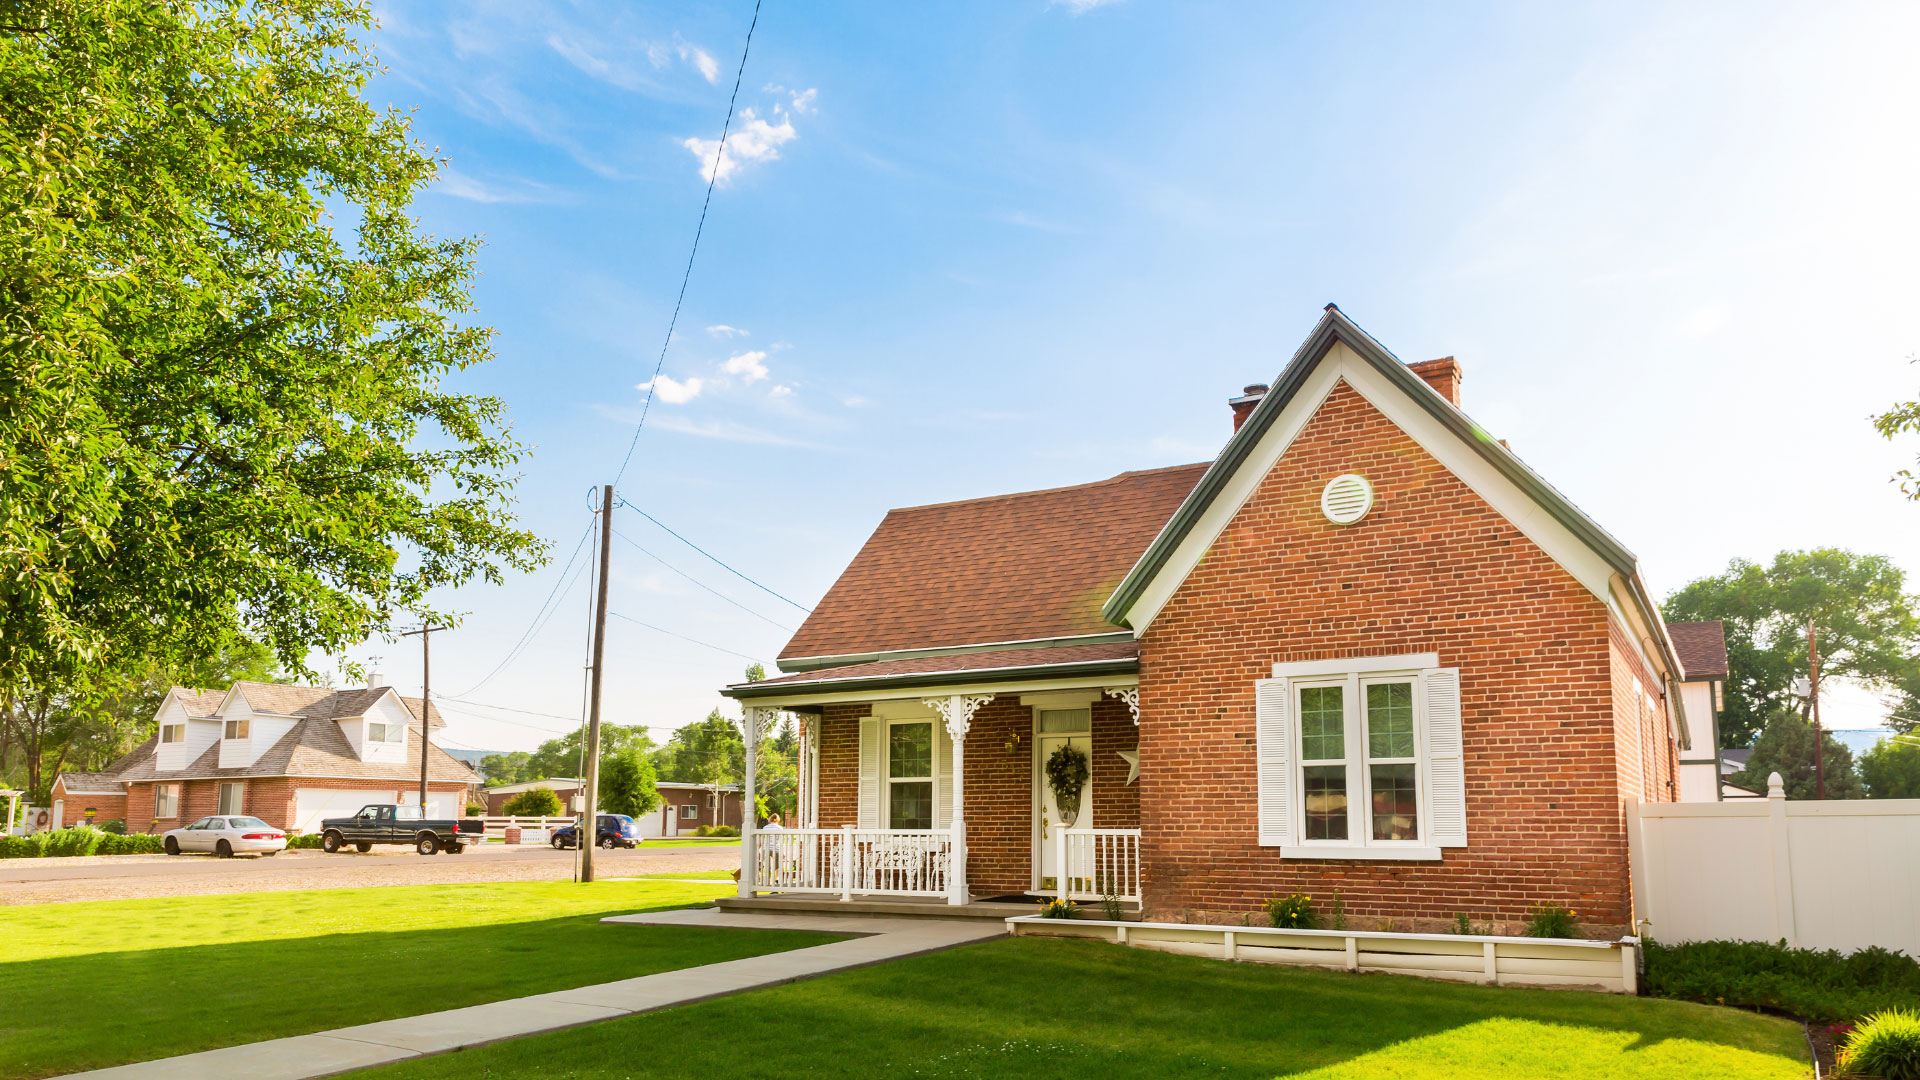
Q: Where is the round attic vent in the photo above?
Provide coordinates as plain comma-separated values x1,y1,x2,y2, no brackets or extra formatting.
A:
1320,474,1374,525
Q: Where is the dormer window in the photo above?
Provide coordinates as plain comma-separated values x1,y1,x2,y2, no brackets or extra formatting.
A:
160,724,185,744
368,721,405,743
224,719,250,740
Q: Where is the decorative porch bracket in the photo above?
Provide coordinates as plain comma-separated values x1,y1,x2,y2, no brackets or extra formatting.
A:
922,694,993,905
1104,686,1140,724
740,705,783,898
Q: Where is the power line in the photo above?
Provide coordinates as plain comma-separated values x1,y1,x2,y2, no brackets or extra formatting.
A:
608,611,765,663
622,504,811,614
611,528,792,632
453,518,596,697
439,695,583,725
613,0,765,486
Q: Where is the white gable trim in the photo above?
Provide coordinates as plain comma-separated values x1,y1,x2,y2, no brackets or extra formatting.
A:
1124,342,1618,635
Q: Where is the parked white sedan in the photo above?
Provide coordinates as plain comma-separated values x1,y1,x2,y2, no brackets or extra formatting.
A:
162,816,288,857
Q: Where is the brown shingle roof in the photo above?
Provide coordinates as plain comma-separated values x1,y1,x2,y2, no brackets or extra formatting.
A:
1667,620,1730,679
227,682,445,724
54,772,124,794
170,688,225,718
778,464,1209,663
743,640,1139,692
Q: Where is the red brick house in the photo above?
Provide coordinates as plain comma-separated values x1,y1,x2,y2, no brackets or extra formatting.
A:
722,307,1727,935
57,681,480,834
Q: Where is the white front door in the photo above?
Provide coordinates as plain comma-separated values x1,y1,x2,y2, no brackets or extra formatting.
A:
1035,731,1093,892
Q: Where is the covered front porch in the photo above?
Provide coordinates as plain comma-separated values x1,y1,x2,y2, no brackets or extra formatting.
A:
729,659,1145,910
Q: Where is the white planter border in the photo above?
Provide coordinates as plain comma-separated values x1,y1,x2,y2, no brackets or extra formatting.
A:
1006,914,1639,994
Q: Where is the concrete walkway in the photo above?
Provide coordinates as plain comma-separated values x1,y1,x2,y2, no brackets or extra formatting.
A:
60,910,1004,1080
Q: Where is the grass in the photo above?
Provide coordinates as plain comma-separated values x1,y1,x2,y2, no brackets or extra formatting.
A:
339,936,1811,1080
0,880,836,1079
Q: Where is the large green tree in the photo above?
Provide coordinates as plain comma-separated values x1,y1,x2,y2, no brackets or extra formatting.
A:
0,1,541,706
1662,549,1920,747
600,747,661,819
1860,737,1920,800
1731,708,1865,800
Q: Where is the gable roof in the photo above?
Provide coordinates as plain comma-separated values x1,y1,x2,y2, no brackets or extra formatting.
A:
54,772,124,795
1105,305,1645,629
224,682,444,725
167,688,226,719
108,720,479,785
1666,620,1730,679
776,463,1208,668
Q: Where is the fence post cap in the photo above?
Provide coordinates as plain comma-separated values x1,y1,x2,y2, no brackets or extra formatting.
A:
1767,772,1785,798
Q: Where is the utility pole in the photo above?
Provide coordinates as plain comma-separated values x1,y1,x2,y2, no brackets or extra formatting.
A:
1808,621,1825,801
581,484,614,883
399,626,447,809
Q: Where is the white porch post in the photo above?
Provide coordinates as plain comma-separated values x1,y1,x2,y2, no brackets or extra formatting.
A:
924,694,992,906
739,706,766,898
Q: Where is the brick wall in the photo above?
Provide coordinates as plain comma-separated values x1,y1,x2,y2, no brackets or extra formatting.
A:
122,777,471,833
1609,616,1678,805
1135,379,1651,933
51,786,126,829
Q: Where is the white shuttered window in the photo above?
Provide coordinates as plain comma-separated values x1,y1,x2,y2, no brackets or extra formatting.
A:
1256,656,1465,860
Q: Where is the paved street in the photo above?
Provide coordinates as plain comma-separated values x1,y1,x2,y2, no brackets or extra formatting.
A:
0,842,740,905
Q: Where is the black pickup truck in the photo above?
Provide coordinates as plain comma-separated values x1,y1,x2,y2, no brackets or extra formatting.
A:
319,804,483,855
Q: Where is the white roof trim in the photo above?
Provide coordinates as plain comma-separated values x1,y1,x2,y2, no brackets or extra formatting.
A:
1125,342,1618,636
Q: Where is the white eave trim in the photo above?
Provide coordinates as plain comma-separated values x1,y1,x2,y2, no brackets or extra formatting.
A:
776,631,1134,674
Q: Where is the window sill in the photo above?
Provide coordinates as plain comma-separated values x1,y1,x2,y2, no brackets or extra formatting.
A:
1280,845,1442,862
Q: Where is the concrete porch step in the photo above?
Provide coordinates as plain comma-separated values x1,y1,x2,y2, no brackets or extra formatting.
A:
716,894,1039,921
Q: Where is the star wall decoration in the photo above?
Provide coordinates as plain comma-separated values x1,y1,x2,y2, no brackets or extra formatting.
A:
1117,749,1139,785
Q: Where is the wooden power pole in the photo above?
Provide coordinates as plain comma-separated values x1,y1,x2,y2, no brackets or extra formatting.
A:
581,484,614,883
399,625,446,809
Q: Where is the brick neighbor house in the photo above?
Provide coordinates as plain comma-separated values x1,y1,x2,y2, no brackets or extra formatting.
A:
720,306,1728,935
55,681,480,834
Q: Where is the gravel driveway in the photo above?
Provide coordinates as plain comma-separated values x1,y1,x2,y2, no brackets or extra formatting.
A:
0,842,740,905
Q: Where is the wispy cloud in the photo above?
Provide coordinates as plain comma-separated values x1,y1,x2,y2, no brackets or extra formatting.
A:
707,324,749,338
637,374,704,404
684,88,818,184
679,42,719,83
720,350,770,383
993,211,1078,234
435,167,561,204
650,415,825,448
1052,0,1124,12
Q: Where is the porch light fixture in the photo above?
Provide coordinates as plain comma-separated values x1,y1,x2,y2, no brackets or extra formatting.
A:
1320,474,1374,525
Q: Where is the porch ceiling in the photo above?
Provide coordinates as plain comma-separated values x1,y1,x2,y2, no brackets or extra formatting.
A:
722,641,1137,703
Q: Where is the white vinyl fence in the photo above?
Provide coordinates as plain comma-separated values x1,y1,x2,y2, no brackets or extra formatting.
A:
1630,774,1920,956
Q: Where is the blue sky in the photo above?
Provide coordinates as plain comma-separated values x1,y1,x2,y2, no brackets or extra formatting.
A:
344,0,1920,753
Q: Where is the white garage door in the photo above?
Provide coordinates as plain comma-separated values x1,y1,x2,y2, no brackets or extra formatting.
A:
397,790,460,819
294,789,397,834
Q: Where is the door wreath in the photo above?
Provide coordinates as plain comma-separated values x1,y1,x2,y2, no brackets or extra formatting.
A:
1045,744,1090,826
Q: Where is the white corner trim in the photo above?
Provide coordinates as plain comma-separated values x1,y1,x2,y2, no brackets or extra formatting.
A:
1271,653,1439,679
1124,342,1618,636
1281,845,1442,862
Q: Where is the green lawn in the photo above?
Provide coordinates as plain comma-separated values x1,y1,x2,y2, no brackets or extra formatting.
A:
342,936,1811,1080
0,880,835,1079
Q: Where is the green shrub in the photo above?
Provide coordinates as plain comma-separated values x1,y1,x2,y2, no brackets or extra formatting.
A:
41,826,105,858
98,818,126,834
96,832,164,855
501,787,563,817
708,825,738,837
287,833,325,849
1523,902,1578,938
1841,1008,1920,1079
1644,939,1920,1024
1263,893,1320,930
1036,897,1079,919
465,802,485,817
0,834,46,859
690,824,712,836
1452,911,1490,935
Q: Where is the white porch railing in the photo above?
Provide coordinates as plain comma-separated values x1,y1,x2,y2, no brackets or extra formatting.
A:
1057,828,1142,904
751,826,957,900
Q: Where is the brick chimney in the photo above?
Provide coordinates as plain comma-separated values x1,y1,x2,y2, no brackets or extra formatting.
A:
1229,384,1269,432
1408,357,1462,406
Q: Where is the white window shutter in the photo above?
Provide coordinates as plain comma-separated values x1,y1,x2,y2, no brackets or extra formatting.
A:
858,717,882,830
934,722,954,829
1254,677,1292,847
1423,667,1467,848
